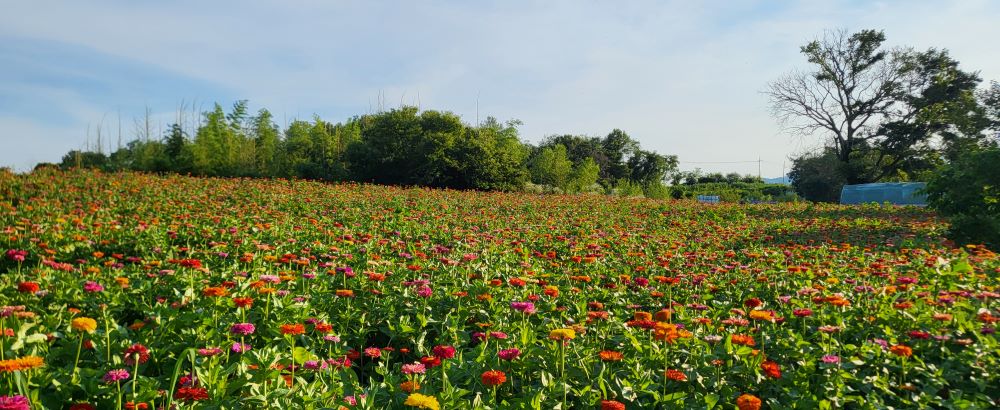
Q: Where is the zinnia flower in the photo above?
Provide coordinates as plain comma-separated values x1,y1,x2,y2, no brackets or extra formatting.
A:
736,393,762,410
432,345,456,360
0,395,30,410
599,350,623,362
280,324,305,335
174,386,210,402
403,393,440,410
83,281,104,293
0,356,44,373
123,343,150,365
600,400,626,410
401,362,426,375
230,323,256,336
498,348,521,361
16,282,39,294
664,369,687,381
481,370,507,386
231,342,251,353
761,360,781,379
890,345,913,357
549,328,576,341
103,369,130,383
400,380,421,393
71,317,98,333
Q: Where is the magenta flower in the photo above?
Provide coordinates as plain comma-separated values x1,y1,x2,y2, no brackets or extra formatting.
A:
498,348,521,361
83,281,105,293
510,301,536,314
230,323,256,336
416,286,433,298
103,369,130,383
0,395,29,410
198,347,223,357
231,342,252,353
821,355,841,364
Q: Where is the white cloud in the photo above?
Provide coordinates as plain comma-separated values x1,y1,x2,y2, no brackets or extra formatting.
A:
0,0,998,176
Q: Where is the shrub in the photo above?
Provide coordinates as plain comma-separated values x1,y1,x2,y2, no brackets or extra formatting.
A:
926,146,1000,249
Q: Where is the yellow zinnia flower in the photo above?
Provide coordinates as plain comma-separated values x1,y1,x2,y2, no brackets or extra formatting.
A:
403,393,440,410
71,317,98,333
549,328,576,341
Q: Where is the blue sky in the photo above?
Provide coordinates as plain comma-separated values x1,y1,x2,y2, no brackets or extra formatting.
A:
2,0,998,176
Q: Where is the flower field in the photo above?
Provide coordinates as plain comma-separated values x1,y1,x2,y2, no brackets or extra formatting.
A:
1,169,998,409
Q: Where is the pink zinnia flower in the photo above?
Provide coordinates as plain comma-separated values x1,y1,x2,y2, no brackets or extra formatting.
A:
498,348,521,361
0,395,30,410
401,362,426,375
103,369,130,383
230,323,256,336
83,281,105,293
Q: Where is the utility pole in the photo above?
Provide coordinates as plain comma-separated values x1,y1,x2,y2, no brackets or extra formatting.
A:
757,158,761,180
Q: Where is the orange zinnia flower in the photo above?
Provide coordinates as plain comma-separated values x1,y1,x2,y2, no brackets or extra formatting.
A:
652,322,679,343
280,324,305,335
202,287,229,297
599,350,623,362
664,369,687,381
731,334,756,346
0,355,44,373
736,394,762,410
890,345,913,357
400,380,421,393
748,310,773,321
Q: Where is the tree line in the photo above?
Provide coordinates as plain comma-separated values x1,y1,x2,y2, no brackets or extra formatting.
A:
53,102,679,194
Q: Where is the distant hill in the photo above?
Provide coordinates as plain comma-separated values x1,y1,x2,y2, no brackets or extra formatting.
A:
764,176,791,185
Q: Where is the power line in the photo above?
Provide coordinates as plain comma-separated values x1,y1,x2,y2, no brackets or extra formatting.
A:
677,160,765,164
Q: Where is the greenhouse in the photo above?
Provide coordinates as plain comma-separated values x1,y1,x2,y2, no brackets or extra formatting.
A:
840,182,928,206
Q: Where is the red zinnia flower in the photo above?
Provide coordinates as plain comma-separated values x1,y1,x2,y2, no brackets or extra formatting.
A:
761,360,781,379
174,386,209,402
419,355,441,368
601,400,626,410
280,324,305,335
481,370,507,386
432,345,456,360
124,343,150,365
17,282,40,294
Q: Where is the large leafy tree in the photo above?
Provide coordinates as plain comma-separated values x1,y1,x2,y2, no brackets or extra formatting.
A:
767,29,988,184
346,107,466,187
529,144,573,191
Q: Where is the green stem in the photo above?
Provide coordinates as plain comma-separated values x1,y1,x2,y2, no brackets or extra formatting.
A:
131,358,140,405
72,335,84,384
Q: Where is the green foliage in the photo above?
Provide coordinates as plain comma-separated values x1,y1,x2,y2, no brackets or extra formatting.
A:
789,150,849,203
926,146,1000,249
568,157,600,193
53,101,677,195
671,181,796,203
529,144,573,191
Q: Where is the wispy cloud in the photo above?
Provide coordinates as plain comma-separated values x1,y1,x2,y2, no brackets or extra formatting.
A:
1,0,997,175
